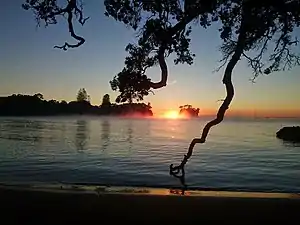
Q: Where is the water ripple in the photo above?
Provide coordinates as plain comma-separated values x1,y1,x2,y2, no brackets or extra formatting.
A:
0,117,299,192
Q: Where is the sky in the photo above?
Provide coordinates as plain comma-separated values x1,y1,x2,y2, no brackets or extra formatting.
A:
1,0,300,117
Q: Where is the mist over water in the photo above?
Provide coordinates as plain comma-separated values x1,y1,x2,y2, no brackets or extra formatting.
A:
0,116,299,192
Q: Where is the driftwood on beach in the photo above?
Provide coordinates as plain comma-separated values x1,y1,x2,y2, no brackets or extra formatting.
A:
276,126,300,143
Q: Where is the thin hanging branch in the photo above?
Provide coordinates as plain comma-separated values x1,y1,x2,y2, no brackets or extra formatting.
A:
74,1,90,25
22,0,89,51
148,11,196,90
54,0,89,50
149,46,168,89
54,7,86,50
170,17,247,177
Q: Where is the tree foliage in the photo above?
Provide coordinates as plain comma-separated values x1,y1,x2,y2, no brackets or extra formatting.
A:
34,93,44,100
105,0,214,102
105,0,300,100
101,94,111,107
179,104,200,117
216,0,300,79
76,88,88,102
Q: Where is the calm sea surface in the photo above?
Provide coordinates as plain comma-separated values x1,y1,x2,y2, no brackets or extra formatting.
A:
0,116,299,192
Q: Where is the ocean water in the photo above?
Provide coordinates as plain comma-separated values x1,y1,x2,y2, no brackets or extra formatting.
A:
0,116,299,193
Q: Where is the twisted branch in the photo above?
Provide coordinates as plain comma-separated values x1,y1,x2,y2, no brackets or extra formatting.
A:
170,18,247,179
145,12,197,89
54,8,86,50
54,0,89,50
149,46,168,89
74,2,90,25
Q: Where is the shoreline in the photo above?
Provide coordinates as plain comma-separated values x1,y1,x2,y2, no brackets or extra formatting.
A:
1,182,299,198
1,183,299,224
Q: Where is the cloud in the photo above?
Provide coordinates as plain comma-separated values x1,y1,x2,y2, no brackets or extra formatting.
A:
168,80,177,86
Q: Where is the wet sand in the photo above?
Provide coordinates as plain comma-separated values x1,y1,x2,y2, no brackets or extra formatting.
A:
1,184,299,224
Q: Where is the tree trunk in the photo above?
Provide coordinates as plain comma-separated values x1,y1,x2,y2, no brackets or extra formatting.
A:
170,16,248,174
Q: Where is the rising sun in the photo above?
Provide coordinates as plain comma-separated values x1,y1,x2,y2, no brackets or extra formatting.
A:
163,110,179,119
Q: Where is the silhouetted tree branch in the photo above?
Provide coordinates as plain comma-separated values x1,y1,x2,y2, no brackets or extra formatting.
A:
170,13,247,176
171,0,300,178
105,0,205,102
149,46,168,89
22,0,89,50
53,4,86,50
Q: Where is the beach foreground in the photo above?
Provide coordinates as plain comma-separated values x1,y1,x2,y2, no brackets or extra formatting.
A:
1,184,299,224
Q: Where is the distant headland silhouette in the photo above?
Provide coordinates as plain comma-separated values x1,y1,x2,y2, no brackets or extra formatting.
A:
0,93,153,117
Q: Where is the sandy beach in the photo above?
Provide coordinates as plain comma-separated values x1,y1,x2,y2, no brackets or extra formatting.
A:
1,184,299,224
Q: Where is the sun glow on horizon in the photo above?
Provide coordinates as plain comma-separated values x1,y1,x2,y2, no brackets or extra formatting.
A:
162,110,180,119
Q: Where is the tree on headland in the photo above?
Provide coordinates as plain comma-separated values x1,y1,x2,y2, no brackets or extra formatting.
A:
101,94,111,107
34,93,44,100
179,105,200,117
76,88,88,102
23,1,300,176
